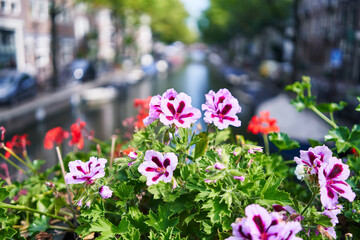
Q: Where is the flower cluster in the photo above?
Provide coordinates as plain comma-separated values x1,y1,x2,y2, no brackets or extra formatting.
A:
43,127,69,149
202,88,242,130
4,134,30,158
247,111,279,135
294,145,356,210
65,156,112,203
42,119,94,150
144,89,201,128
226,204,302,240
144,88,242,130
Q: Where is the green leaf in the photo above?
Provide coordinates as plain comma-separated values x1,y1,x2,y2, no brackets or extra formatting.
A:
348,126,360,151
145,204,178,231
54,197,66,215
356,97,360,111
312,213,333,228
28,216,49,236
0,186,9,202
289,99,306,112
215,128,231,146
202,199,231,224
325,127,351,153
0,227,16,240
268,132,300,150
89,218,129,240
123,227,141,240
113,183,135,200
80,206,104,221
148,182,182,202
194,132,209,159
117,218,130,233
0,208,8,221
316,101,347,113
308,139,321,148
258,175,292,206
178,127,189,144
31,159,45,170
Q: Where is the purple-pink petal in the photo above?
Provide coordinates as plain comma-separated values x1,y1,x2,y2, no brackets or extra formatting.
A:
99,185,113,199
65,157,107,185
138,150,178,186
202,89,241,130
159,92,201,128
318,159,355,209
225,204,302,240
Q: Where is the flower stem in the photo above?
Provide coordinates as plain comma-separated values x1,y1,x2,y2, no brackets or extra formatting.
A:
0,153,26,173
1,145,33,170
309,105,338,129
56,147,72,205
109,135,116,171
300,191,316,216
0,202,75,229
263,134,269,155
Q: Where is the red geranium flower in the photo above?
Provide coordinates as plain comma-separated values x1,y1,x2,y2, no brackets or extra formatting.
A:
69,119,87,149
134,96,151,129
247,111,280,135
4,134,30,158
44,127,70,149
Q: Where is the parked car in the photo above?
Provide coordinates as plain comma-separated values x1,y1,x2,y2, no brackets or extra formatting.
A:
0,69,37,105
60,59,97,84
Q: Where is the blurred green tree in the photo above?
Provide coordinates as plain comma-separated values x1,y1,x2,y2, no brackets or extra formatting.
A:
198,0,292,45
77,0,195,45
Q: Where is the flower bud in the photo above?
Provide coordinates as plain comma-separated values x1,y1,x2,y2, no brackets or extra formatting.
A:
99,185,113,199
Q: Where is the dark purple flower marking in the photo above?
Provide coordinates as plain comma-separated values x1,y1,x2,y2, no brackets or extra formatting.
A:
225,204,302,240
160,92,201,128
202,89,241,130
138,150,178,186
294,145,332,175
65,157,107,185
319,158,356,209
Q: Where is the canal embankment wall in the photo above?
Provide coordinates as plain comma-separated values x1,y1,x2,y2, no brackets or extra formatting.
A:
0,70,126,133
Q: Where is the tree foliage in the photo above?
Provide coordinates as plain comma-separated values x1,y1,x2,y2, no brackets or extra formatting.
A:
77,0,194,44
198,0,293,45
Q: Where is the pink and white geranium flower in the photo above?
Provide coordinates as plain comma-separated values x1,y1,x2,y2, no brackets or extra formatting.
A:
143,89,178,126
202,88,241,130
138,150,178,186
226,204,302,240
159,92,201,128
322,207,342,239
65,157,107,185
318,157,356,209
294,145,332,175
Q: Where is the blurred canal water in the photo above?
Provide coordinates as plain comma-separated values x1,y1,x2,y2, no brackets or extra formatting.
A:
6,52,279,172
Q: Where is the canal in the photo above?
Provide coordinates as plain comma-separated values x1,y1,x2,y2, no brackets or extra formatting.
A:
4,52,285,172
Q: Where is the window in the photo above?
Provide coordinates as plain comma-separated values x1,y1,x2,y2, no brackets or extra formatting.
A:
0,0,6,13
31,0,48,21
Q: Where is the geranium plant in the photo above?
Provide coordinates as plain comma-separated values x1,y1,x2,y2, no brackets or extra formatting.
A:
0,80,359,240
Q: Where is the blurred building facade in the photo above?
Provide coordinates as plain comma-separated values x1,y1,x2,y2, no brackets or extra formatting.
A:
0,0,77,86
0,1,127,88
297,0,360,83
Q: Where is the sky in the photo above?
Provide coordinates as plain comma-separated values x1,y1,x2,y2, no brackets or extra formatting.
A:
180,0,210,33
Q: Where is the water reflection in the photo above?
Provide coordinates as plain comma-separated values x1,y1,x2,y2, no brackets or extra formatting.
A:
5,57,255,171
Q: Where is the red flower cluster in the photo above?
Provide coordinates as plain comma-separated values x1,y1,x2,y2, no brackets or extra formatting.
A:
247,111,280,135
43,119,94,150
134,97,151,129
43,127,70,149
69,120,87,150
4,134,30,158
